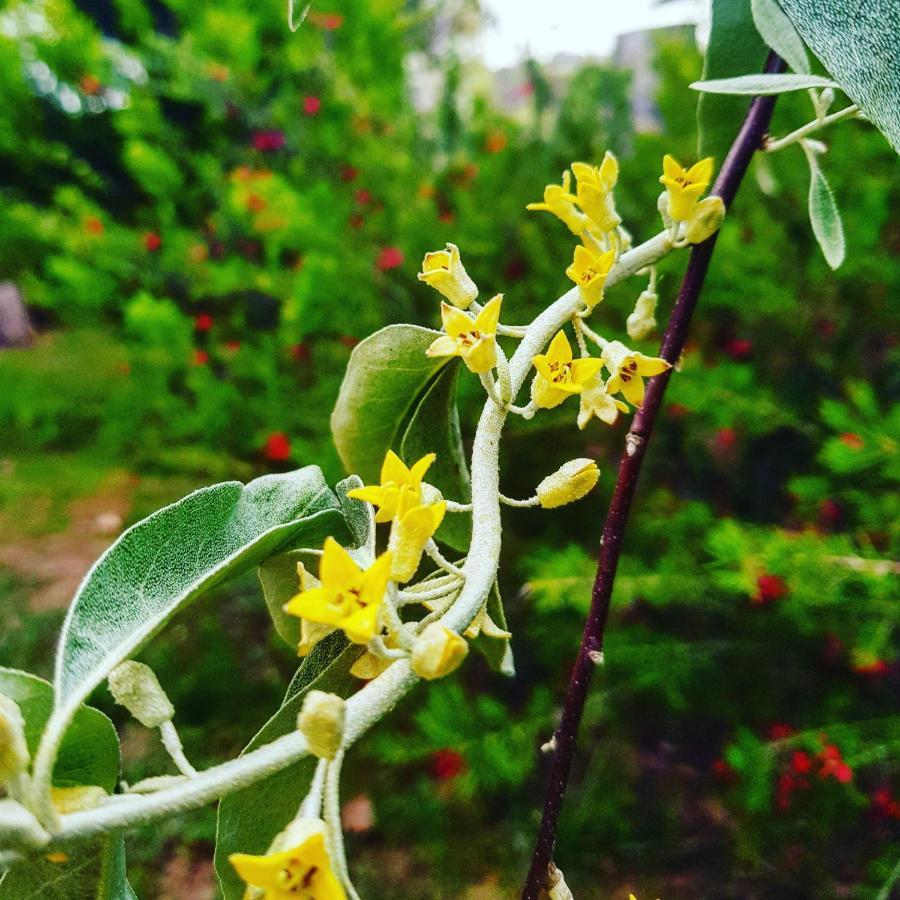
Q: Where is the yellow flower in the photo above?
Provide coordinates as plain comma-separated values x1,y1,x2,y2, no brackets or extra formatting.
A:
426,295,502,374
417,243,478,309
346,450,435,524
530,331,603,410
526,171,591,235
389,490,447,583
0,693,28,783
230,829,346,900
602,340,671,408
410,623,469,680
577,373,629,429
684,195,725,244
297,690,345,760
565,245,616,310
659,154,714,221
571,152,621,232
283,538,392,645
536,459,600,508
294,562,335,657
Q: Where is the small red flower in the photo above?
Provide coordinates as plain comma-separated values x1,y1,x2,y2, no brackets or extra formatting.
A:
354,189,371,205
375,247,404,271
791,751,811,775
817,743,853,783
303,96,321,116
225,340,241,352
429,749,465,782
340,165,358,182
870,788,900,820
264,432,291,462
84,216,104,236
143,232,162,252
776,772,796,810
252,130,285,152
839,432,864,450
754,573,789,605
192,349,209,366
766,723,795,740
723,337,753,360
195,313,214,332
290,342,311,361
711,427,738,459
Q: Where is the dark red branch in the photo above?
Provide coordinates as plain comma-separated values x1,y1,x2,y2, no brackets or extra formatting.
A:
521,53,786,899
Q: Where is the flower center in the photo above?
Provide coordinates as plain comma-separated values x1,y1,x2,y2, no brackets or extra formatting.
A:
458,329,482,347
332,585,367,615
619,359,638,383
278,860,318,894
548,360,572,385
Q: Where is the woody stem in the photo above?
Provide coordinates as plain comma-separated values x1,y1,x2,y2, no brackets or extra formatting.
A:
521,52,787,899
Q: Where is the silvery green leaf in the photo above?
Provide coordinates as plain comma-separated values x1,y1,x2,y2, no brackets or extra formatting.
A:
692,73,839,94
803,145,846,269
750,0,810,74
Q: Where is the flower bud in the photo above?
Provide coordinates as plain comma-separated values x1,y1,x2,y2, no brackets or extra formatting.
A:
0,693,29,783
536,459,600,509
297,690,345,759
50,785,107,813
626,289,658,341
540,862,574,900
417,243,478,309
411,623,468,681
685,195,725,244
656,190,674,229
107,661,174,728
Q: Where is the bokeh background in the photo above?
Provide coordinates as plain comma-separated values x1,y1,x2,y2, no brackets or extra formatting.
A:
0,0,898,897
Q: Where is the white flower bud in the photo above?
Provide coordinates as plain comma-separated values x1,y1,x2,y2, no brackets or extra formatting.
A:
657,190,674,229
536,459,600,509
626,289,658,341
685,195,725,244
108,661,174,728
411,623,468,681
297,690,345,759
0,693,29,783
539,862,574,900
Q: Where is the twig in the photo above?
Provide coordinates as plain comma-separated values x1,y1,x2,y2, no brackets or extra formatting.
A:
521,52,787,899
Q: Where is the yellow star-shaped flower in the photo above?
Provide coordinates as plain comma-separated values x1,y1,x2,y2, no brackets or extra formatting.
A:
346,450,435,523
577,373,629,429
602,340,671,408
571,152,621,232
531,331,603,410
283,538,392,645
389,488,447,583
426,294,502,374
526,170,591,235
565,245,616,310
417,242,478,309
659,154,714,221
230,829,346,900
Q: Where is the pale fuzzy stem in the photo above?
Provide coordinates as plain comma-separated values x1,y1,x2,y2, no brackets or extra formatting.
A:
765,104,860,153
397,582,461,607
468,300,527,337
444,499,473,513
499,494,541,509
572,318,589,358
507,401,536,419
17,230,676,850
401,572,460,592
578,321,607,352
299,758,328,818
424,540,466,578
479,371,508,408
323,753,362,900
295,547,324,556
158,720,198,777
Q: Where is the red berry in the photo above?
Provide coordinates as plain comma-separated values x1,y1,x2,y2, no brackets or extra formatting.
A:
791,751,811,774
340,165,358,182
195,313,214,332
192,349,208,366
303,96,321,116
354,189,371,205
252,130,285,152
264,432,291,462
290,342,310,361
723,337,753,360
766,723,795,740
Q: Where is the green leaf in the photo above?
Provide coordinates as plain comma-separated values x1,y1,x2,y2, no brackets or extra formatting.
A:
334,475,374,554
778,0,900,154
697,0,768,161
214,635,359,900
0,670,132,900
399,364,471,552
471,582,515,676
750,0,809,74
54,468,344,723
0,668,119,791
692,73,839,94
803,146,846,269
330,324,451,485
0,835,136,899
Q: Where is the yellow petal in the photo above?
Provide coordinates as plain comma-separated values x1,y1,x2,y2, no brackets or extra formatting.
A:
440,302,473,339
531,375,570,409
390,502,446,582
635,353,671,376
408,453,436,487
662,153,683,181
687,156,714,186
350,651,394,679
345,485,387,507
229,852,284,891
420,249,451,273
319,537,361,589
463,336,497,374
622,375,646,408
283,586,336,623
342,601,381,644
598,151,618,188
474,294,503,334
426,334,461,359
381,449,409,486
360,550,394,610
546,330,573,365
569,357,603,386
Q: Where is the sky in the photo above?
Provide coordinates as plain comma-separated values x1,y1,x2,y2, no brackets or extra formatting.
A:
478,0,705,69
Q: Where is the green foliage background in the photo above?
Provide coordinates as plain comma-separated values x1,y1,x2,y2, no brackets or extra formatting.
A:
0,0,897,897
